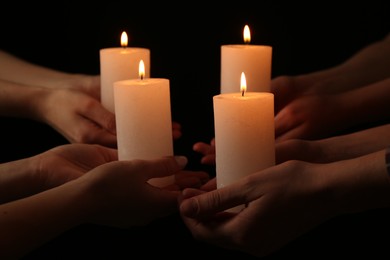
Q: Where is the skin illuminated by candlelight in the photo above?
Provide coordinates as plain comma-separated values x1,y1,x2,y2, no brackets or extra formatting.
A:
114,62,175,187
0,143,209,259
0,50,117,147
213,72,275,212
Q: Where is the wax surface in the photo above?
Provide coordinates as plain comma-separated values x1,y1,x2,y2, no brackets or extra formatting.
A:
114,78,174,187
221,45,272,93
100,47,150,113
214,92,275,211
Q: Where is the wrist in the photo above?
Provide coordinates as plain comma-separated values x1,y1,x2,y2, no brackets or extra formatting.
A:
330,150,390,215
28,87,53,122
0,157,39,203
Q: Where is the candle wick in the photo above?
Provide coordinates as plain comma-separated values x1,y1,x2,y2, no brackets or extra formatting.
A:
140,74,144,80
241,90,245,97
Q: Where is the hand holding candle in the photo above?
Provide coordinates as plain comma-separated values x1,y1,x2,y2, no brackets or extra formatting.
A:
214,72,275,212
114,60,174,187
100,31,150,113
221,25,272,93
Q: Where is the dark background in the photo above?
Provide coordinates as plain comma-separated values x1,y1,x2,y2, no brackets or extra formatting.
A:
0,1,389,259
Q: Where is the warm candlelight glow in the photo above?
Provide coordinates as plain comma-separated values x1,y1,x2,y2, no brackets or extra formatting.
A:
114,77,174,187
221,24,271,94
138,60,145,80
243,25,251,43
100,32,150,113
121,31,128,47
240,72,247,96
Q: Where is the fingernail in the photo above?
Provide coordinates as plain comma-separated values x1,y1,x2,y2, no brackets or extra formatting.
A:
174,156,188,168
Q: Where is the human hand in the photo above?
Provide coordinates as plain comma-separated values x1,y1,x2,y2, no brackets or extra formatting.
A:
37,87,117,147
178,161,337,257
0,143,117,204
276,123,390,164
172,121,182,140
0,153,209,259
69,75,184,141
31,144,118,185
52,74,101,99
34,143,118,189
274,92,346,142
193,138,216,165
80,156,209,227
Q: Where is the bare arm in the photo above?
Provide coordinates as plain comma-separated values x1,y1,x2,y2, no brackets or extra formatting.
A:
298,32,390,94
276,123,390,163
274,77,390,142
0,79,42,119
339,77,390,126
0,179,89,259
0,156,207,259
272,33,390,112
0,50,88,88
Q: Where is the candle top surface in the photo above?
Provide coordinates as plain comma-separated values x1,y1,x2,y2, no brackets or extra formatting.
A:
214,92,273,100
100,47,150,54
114,78,169,86
221,44,272,49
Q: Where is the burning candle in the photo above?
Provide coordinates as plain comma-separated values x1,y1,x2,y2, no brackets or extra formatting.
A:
113,60,174,187
221,25,272,93
100,31,150,113
214,72,275,212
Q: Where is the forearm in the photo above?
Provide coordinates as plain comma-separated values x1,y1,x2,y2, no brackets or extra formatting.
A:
0,50,73,88
337,33,390,87
0,156,43,204
0,79,45,120
340,78,390,127
0,179,91,259
296,34,390,94
326,148,390,215
317,124,390,162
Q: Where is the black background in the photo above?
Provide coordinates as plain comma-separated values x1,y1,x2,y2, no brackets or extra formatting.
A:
0,1,389,259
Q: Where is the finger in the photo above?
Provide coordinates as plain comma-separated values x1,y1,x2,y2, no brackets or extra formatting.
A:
172,129,182,140
182,188,206,199
66,116,117,148
275,123,306,142
177,188,205,209
132,156,185,181
175,171,210,185
274,107,300,138
193,142,210,153
172,121,182,131
83,100,117,135
200,177,217,191
94,144,119,162
172,121,182,140
168,172,210,190
200,154,216,165
179,181,250,218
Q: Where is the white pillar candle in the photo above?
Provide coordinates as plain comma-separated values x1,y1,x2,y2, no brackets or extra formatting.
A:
214,73,275,212
100,31,150,113
221,25,272,93
114,62,174,187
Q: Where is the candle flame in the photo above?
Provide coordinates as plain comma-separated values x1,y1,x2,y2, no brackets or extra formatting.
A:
240,72,247,96
138,60,145,80
121,31,128,47
243,25,251,44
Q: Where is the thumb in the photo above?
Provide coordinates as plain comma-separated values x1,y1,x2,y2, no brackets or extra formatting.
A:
179,183,245,218
87,100,117,135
